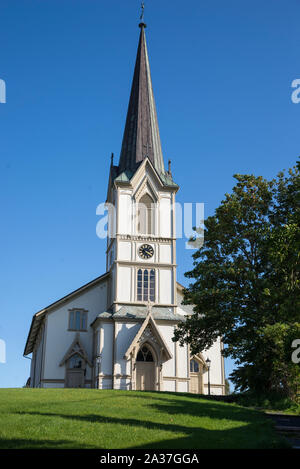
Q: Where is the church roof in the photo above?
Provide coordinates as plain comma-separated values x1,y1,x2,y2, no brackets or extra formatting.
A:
24,271,187,356
24,272,109,356
124,312,173,361
112,160,178,189
94,305,185,323
116,23,175,187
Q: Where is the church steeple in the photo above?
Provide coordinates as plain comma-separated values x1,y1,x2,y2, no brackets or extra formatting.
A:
118,23,165,176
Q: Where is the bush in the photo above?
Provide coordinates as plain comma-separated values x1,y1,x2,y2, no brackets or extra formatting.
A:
232,391,298,412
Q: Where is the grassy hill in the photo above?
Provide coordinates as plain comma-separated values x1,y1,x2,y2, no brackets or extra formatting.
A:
0,388,288,449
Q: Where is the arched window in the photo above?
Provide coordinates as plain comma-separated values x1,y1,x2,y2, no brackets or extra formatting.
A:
137,269,155,302
190,359,199,373
149,269,155,301
69,354,83,369
137,269,143,301
137,194,154,235
136,345,154,362
143,270,148,300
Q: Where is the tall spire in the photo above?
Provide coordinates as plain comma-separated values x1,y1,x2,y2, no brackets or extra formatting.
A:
118,23,165,176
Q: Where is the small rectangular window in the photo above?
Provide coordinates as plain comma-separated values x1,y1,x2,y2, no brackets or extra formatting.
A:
69,310,88,331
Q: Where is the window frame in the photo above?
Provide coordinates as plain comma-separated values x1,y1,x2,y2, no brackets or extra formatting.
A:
136,345,154,362
136,268,156,302
136,193,156,236
190,359,200,373
68,309,88,332
68,353,84,369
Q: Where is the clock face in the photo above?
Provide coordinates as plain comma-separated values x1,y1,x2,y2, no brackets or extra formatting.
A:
138,244,154,260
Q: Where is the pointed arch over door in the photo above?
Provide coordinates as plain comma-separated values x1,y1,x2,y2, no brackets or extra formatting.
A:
59,333,92,388
136,344,154,362
135,343,156,391
124,313,173,392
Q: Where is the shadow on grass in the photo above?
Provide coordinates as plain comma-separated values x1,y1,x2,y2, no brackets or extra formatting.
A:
0,438,86,450
6,394,288,449
111,390,270,421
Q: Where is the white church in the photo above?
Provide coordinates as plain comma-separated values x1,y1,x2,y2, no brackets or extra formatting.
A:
24,22,225,395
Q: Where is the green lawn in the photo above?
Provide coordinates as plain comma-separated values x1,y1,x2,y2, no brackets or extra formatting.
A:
0,389,288,449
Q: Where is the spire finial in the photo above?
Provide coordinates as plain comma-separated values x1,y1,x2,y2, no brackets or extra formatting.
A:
140,2,145,21
139,2,146,28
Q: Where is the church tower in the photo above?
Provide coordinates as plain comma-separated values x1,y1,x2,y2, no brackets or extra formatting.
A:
106,22,179,316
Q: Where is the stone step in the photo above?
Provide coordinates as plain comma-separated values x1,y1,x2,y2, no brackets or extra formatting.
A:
275,425,300,433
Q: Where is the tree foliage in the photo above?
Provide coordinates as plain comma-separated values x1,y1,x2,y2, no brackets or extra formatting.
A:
174,161,300,397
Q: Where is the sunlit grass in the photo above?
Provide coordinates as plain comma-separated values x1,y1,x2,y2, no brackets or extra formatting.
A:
0,389,288,449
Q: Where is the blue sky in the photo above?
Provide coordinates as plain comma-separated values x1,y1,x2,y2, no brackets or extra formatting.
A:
0,0,299,388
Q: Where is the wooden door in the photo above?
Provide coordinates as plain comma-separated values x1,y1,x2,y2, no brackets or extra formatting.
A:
190,373,200,394
66,370,84,388
136,362,155,391
189,359,202,394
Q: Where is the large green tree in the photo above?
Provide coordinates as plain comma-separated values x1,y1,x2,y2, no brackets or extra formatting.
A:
174,162,300,397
